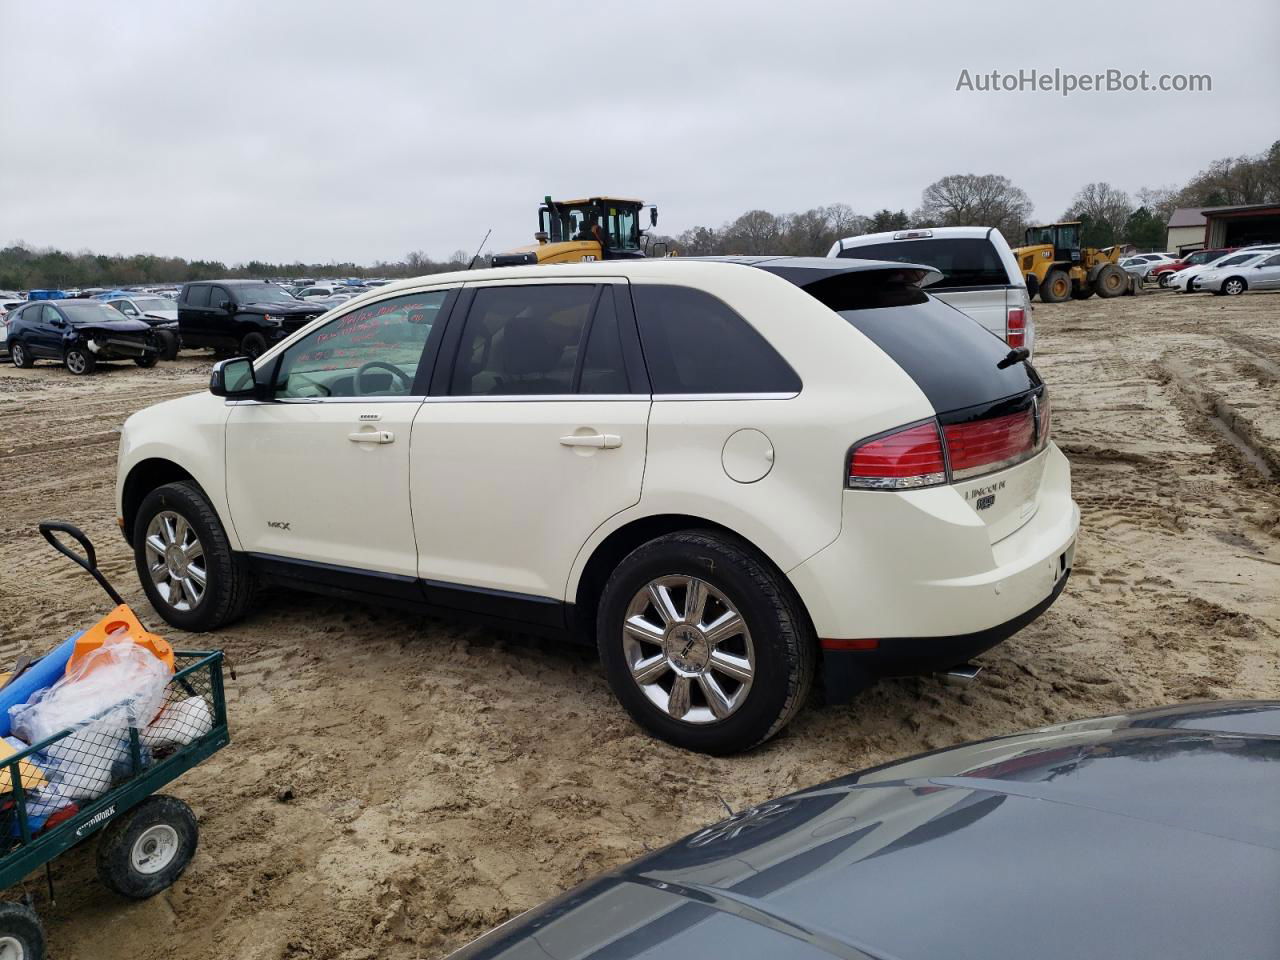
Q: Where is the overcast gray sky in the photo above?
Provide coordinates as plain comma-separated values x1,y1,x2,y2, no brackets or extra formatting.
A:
2,0,1276,265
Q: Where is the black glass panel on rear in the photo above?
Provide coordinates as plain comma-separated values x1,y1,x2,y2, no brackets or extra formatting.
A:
842,296,1038,413
837,237,1009,289
767,268,1037,414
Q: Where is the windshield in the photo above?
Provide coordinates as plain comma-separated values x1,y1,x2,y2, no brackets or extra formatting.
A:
131,297,173,312
236,284,298,304
60,301,135,325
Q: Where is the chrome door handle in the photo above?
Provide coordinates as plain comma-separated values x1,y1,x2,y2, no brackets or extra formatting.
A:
559,433,622,449
348,430,394,444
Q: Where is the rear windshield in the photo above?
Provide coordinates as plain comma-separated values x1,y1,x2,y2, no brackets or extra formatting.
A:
837,237,1010,290
763,270,1040,414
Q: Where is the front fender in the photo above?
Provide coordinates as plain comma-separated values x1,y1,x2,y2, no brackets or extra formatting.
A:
116,392,237,548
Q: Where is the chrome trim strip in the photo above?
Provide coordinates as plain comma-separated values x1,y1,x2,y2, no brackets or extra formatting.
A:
652,392,799,402
421,394,645,403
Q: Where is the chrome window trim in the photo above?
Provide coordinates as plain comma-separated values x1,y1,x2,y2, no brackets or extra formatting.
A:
652,392,799,401
423,394,646,403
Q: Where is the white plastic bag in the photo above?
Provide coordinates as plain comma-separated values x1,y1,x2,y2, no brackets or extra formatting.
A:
141,696,213,751
9,629,171,821
10,627,171,745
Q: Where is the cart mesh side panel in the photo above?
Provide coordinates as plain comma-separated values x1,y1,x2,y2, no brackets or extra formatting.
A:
0,652,224,854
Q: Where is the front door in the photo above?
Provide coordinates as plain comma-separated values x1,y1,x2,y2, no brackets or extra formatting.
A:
411,280,649,604
1253,254,1280,290
224,287,456,580
32,304,66,358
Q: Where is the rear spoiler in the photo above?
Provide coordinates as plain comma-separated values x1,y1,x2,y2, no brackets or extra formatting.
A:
748,258,943,291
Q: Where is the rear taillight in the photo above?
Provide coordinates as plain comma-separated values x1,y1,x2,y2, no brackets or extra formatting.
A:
848,421,947,489
849,393,1051,490
1005,307,1026,348
944,409,1036,480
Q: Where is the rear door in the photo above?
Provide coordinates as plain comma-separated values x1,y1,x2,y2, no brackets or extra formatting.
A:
179,284,210,345
410,279,649,608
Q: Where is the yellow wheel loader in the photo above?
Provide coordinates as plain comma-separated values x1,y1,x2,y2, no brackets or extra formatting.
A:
492,196,660,266
1013,221,1129,303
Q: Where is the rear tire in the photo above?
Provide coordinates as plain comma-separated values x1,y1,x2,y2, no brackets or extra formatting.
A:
0,901,45,960
133,481,254,631
134,354,159,368
1158,272,1171,288
64,345,97,375
1094,263,1127,298
10,341,33,368
596,531,815,755
1040,269,1071,303
239,332,267,359
97,796,198,900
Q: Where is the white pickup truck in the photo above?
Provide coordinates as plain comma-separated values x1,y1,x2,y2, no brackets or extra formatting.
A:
829,226,1033,355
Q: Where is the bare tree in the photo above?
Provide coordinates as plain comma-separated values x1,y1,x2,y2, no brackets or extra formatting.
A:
917,174,1033,243
1063,182,1133,246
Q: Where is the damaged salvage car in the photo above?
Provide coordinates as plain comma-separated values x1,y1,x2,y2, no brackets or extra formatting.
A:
115,257,1079,754
7,298,160,374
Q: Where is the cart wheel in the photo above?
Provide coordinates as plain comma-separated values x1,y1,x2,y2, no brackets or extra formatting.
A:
96,796,198,900
0,901,45,960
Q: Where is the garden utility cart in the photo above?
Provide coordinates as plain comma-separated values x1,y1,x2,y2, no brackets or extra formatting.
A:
0,522,229,960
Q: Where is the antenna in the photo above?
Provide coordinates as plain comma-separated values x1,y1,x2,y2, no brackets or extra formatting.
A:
466,228,492,270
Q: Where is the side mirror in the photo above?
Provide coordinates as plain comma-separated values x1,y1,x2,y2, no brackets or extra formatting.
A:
649,241,669,258
209,357,257,399
649,206,658,227
220,299,235,313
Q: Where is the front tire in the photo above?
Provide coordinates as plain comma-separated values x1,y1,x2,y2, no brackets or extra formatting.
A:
596,531,815,755
64,345,97,375
1222,277,1246,296
133,481,254,631
240,332,267,359
1094,263,1127,298
1039,269,1071,303
134,353,159,368
0,901,45,960
96,796,198,900
10,341,33,368
155,329,180,360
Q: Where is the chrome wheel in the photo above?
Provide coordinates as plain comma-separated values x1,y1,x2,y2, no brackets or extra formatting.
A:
130,824,180,875
1224,278,1244,295
144,510,207,612
65,349,87,374
623,575,754,724
9,343,24,367
0,935,25,960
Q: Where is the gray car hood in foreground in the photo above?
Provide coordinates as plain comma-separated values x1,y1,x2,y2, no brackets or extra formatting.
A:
449,701,1280,960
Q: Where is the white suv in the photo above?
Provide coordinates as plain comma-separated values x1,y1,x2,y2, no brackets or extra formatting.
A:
829,227,1034,354
116,258,1079,754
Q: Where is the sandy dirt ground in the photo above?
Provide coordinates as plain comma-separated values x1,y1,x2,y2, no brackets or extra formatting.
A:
1,289,1277,959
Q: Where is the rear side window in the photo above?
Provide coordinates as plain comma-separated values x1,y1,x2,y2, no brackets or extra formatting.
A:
450,284,597,396
631,285,800,395
185,285,210,307
838,238,1010,289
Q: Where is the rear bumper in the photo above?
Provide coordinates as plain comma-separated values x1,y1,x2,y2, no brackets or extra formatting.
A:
821,568,1070,702
787,443,1079,702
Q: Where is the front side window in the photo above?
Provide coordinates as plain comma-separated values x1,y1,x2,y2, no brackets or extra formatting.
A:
41,305,63,326
631,284,801,395
449,284,598,396
274,289,450,399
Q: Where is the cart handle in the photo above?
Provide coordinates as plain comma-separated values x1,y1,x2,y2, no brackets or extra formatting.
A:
39,520,127,608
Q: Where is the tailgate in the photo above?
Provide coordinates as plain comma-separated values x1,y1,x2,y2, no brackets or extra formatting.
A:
931,288,1007,339
952,448,1048,544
